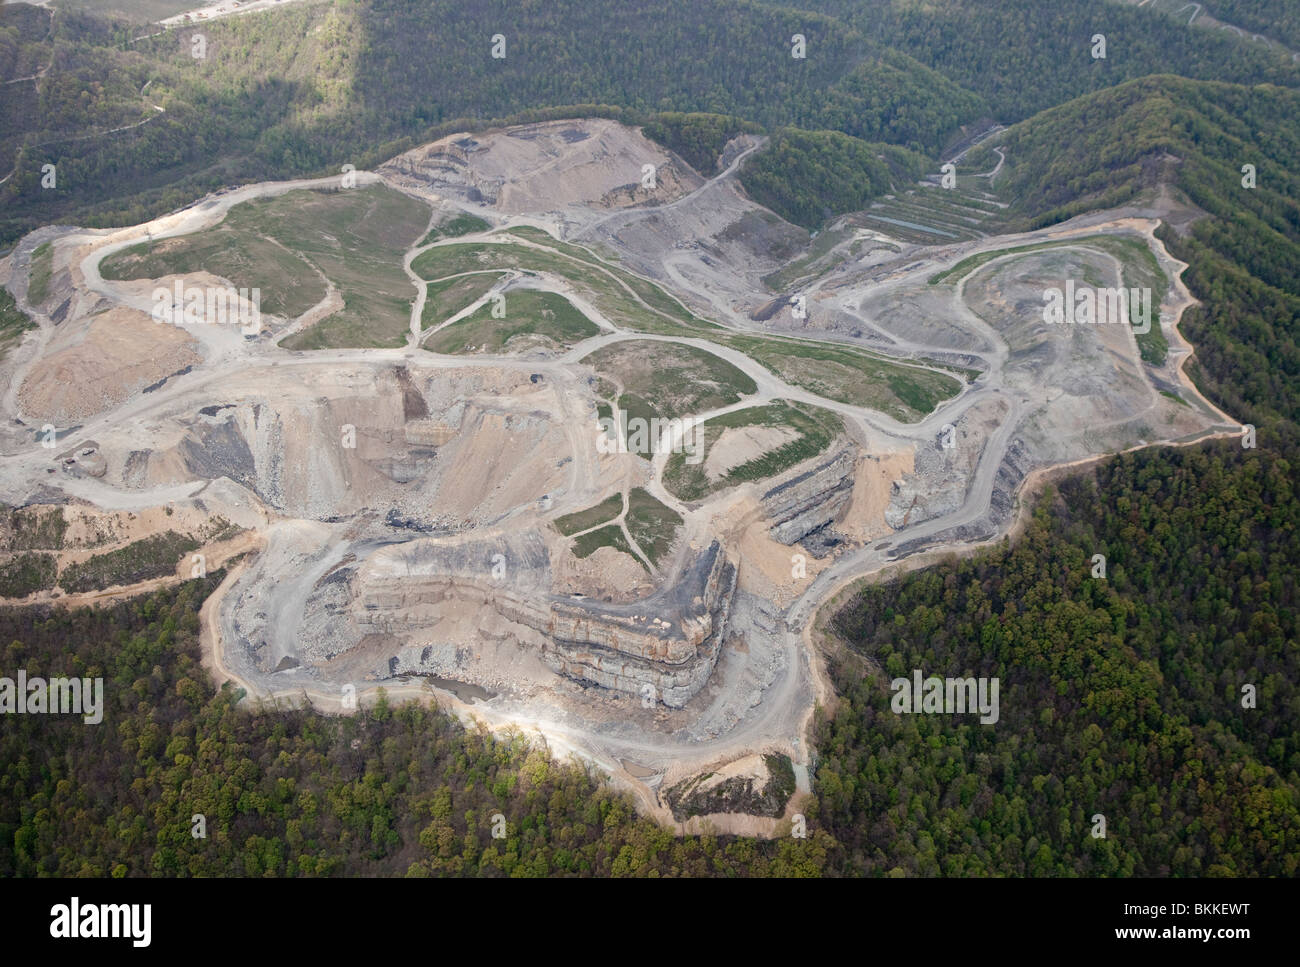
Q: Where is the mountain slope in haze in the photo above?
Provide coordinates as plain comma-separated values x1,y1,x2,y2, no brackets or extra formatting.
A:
0,0,981,242
3,0,1296,244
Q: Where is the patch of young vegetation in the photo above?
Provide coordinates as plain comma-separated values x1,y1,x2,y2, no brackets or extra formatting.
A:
623,489,682,567
1,507,67,552
419,212,490,246
502,226,718,332
663,401,842,501
26,242,52,306
0,287,37,362
570,523,643,570
721,335,960,422
103,185,428,348
420,273,505,330
101,222,324,319
553,494,623,537
419,227,720,337
56,530,200,594
0,553,57,599
424,289,599,355
581,340,756,426
664,753,797,821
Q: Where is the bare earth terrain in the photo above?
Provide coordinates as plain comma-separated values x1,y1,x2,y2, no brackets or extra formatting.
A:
0,117,1237,834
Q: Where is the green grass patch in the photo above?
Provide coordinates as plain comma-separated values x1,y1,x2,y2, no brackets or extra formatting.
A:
719,334,960,422
57,530,200,594
582,340,756,426
420,273,504,330
0,287,36,362
503,226,718,332
103,185,428,349
419,212,490,246
27,242,52,305
424,289,599,354
414,234,709,337
553,494,623,537
663,400,842,501
624,489,683,567
102,225,323,319
0,552,56,598
570,524,643,570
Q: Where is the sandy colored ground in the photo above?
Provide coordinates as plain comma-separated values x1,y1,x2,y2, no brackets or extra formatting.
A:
550,543,657,600
704,424,800,481
19,305,201,422
838,449,913,541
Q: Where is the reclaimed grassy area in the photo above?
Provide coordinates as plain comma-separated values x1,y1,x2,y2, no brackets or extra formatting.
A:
424,288,599,354
581,340,756,427
570,523,642,568
624,488,682,567
420,273,505,330
413,236,708,337
26,242,52,305
0,287,36,362
663,400,842,501
103,185,429,348
553,494,624,537
419,212,490,246
721,334,960,422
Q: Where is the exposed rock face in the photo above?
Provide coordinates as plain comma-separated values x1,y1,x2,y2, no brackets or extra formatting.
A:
542,542,737,707
762,448,855,550
352,534,737,708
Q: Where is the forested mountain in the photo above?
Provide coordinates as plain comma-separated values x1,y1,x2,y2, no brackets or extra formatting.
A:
3,0,1295,243
1198,0,1300,51
738,128,927,228
796,0,1297,121
825,440,1299,876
